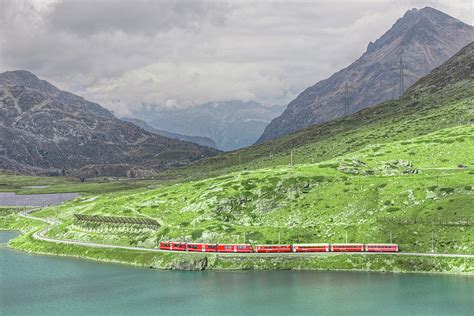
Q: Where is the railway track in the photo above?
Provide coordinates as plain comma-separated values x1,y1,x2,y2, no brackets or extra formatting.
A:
18,208,474,258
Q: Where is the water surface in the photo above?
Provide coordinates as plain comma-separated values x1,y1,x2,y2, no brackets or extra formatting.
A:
0,192,79,206
1,231,472,315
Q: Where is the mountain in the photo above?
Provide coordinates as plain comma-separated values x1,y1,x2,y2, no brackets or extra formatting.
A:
173,42,474,179
0,70,114,119
34,43,474,273
257,7,473,143
0,70,220,177
121,117,217,149
132,101,285,151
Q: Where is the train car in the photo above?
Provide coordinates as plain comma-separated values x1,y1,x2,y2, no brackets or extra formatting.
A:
217,244,253,253
330,243,364,252
186,243,218,252
365,244,399,252
159,242,186,251
254,245,292,253
292,243,330,252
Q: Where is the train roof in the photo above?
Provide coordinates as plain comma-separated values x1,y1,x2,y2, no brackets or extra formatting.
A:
331,243,365,245
218,243,251,246
293,243,330,246
365,243,398,246
255,244,291,246
186,242,216,245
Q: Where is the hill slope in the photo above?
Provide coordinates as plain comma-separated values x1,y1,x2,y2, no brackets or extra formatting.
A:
172,42,473,181
0,71,220,177
121,117,217,149
5,44,473,273
35,122,474,258
32,44,474,252
257,7,473,143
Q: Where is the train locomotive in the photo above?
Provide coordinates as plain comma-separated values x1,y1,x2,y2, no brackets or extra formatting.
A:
159,242,398,253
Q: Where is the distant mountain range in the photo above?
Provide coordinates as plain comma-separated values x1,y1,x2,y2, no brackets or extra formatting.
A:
0,70,220,177
131,101,285,151
121,117,217,149
257,7,474,143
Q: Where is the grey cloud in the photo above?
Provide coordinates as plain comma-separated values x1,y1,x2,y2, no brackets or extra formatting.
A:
0,0,471,115
46,0,228,36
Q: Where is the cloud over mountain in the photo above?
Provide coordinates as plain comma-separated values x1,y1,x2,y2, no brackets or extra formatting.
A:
0,0,471,115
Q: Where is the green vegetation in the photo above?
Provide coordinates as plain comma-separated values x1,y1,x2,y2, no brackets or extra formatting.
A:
8,232,473,274
0,173,158,195
162,81,473,182
2,49,473,273
0,207,45,233
27,125,471,256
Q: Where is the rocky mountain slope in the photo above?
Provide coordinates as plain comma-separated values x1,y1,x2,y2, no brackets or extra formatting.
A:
15,44,473,273
132,101,285,151
169,42,473,180
121,117,217,149
257,7,473,143
0,71,220,177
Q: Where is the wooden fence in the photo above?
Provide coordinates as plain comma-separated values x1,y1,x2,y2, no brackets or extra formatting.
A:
74,214,160,228
376,216,471,227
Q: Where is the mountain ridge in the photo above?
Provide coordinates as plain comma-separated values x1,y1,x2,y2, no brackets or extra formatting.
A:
0,70,220,177
256,6,473,143
121,117,217,149
132,101,285,151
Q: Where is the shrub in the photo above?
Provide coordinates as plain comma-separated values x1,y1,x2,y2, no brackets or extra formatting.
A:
439,187,455,194
191,229,204,239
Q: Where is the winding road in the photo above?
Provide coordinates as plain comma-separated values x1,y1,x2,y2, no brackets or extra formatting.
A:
18,208,474,258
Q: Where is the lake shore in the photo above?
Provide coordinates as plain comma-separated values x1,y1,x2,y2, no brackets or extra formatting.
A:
1,192,472,275
6,229,473,275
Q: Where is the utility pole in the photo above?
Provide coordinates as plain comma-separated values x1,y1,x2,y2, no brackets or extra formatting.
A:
431,230,435,253
399,53,405,102
342,82,353,116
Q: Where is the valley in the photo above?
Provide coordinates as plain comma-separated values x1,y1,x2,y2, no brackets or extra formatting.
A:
1,8,472,275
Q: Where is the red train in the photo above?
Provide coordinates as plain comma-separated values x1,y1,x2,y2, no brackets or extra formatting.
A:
217,244,253,253
292,243,330,252
330,243,365,252
159,242,398,253
365,243,399,252
159,242,186,251
255,245,292,253
186,243,218,252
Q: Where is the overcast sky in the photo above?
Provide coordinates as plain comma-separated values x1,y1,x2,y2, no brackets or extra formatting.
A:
0,0,472,115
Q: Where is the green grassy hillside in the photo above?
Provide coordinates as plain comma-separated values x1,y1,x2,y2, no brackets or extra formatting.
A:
163,43,474,181
31,124,473,255
3,43,473,273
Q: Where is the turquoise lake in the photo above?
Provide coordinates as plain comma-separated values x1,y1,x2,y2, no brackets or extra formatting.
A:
1,231,473,315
